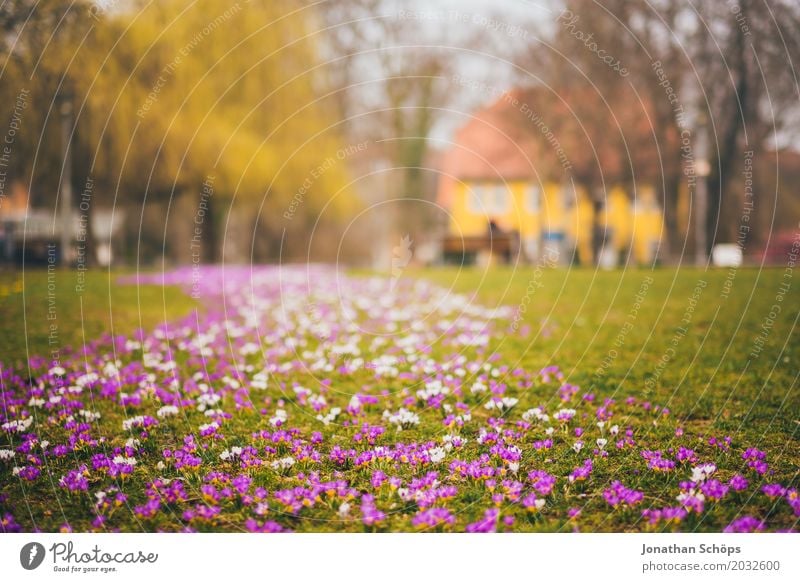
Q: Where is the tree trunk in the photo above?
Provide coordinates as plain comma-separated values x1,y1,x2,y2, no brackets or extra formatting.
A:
591,195,604,266
202,193,217,263
706,10,750,256
80,186,98,268
661,173,681,263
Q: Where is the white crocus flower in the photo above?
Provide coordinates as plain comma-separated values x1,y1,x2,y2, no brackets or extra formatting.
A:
428,447,446,463
470,381,488,394
271,456,296,470
157,405,179,418
690,463,717,483
269,409,288,427
383,408,420,430
316,407,341,426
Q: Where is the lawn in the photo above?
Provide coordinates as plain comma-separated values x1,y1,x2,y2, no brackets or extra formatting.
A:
0,268,197,368
421,266,799,456
0,265,797,533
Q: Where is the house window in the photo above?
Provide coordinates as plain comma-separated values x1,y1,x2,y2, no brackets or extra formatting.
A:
489,185,510,214
467,184,484,213
467,184,510,215
525,185,540,213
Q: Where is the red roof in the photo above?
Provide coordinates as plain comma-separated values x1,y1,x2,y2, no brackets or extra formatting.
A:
437,90,543,207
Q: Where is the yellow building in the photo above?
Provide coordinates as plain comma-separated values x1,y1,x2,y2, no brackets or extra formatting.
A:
438,92,664,266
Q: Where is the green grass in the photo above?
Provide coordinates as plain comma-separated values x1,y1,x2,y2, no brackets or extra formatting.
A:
0,266,797,532
421,267,799,445
418,266,799,440
0,268,198,368
420,266,800,528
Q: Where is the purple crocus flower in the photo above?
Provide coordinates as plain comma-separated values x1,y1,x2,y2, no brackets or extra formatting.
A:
761,483,786,499
360,494,385,527
724,516,765,533
728,474,748,492
603,481,644,508
411,508,455,529
465,508,499,533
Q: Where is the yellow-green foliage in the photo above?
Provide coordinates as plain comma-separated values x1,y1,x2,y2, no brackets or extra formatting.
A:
2,1,355,220
88,1,352,212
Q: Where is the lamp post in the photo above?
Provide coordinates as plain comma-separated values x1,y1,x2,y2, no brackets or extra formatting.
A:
58,87,74,265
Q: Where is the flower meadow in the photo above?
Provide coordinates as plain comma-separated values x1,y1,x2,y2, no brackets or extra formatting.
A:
0,266,797,533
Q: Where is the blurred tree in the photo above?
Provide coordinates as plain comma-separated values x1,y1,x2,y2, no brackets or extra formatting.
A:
0,1,83,196
82,0,355,262
690,0,800,255
513,0,800,262
514,0,672,264
319,0,502,240
2,0,356,264
0,0,97,261
616,0,688,259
